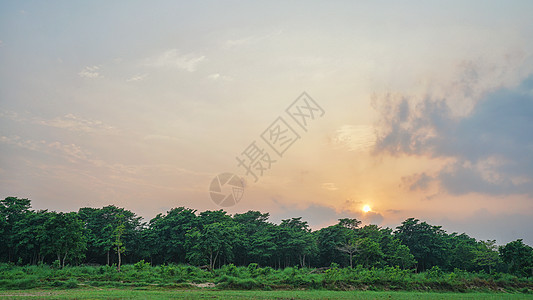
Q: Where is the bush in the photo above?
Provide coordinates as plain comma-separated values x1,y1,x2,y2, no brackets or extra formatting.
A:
134,260,151,272
0,278,38,289
216,275,261,289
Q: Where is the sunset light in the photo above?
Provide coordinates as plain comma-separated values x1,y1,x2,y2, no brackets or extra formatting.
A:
1,3,532,292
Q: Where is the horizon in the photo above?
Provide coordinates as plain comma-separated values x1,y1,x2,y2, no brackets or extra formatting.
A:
6,196,530,247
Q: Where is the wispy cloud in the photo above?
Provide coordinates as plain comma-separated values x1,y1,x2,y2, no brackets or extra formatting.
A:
223,29,283,49
78,65,101,78
334,125,376,152
126,73,148,82
207,73,232,81
321,182,338,191
39,114,115,133
0,110,116,134
145,49,205,72
0,136,91,163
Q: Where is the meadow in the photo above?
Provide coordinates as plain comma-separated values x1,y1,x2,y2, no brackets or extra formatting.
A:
0,263,531,295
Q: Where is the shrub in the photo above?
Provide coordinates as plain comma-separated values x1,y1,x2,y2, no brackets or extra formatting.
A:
134,260,151,271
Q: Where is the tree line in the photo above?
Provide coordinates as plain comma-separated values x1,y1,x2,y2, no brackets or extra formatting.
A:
1,197,532,277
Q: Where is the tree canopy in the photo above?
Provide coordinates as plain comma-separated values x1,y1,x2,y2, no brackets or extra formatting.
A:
1,197,531,277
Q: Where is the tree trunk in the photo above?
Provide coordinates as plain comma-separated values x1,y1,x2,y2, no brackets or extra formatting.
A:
107,250,110,266
62,251,68,268
117,245,121,272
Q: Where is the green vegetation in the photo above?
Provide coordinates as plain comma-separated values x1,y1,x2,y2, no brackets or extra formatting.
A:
0,263,532,293
1,196,532,294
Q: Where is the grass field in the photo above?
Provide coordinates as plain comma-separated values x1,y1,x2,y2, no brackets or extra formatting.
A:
0,289,532,299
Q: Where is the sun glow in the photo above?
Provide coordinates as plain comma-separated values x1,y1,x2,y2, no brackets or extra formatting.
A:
362,205,371,213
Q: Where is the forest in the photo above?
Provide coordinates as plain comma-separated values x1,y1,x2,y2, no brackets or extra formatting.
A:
1,196,532,293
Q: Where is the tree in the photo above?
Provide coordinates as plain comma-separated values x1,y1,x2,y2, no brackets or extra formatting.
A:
41,212,86,267
248,223,278,266
233,211,274,266
12,210,50,265
0,197,32,262
395,218,448,271
337,240,359,268
278,217,315,268
78,205,143,265
186,221,241,270
499,239,533,277
113,215,126,272
316,223,354,267
145,207,198,264
359,225,415,269
474,240,501,273
338,218,362,231
446,233,479,271
356,237,384,268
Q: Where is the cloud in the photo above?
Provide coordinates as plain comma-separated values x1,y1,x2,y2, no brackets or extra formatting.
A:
438,209,533,245
401,173,433,191
270,203,385,230
38,114,115,133
126,74,147,82
373,75,533,196
0,136,91,163
321,182,338,191
223,30,283,49
146,49,205,72
207,73,232,81
78,65,101,78
0,111,116,134
334,125,376,152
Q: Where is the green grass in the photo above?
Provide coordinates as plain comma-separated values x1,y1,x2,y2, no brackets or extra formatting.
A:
0,289,532,299
1,263,531,293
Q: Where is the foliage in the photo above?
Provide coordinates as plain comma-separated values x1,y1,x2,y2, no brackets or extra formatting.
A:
499,239,533,277
0,263,531,292
0,196,531,285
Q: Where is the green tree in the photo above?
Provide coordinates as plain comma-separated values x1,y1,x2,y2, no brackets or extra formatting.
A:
233,211,274,266
185,221,241,270
358,225,415,269
12,210,50,265
113,215,126,272
474,240,501,273
0,197,32,262
337,239,359,268
338,218,362,231
78,205,142,265
316,222,356,267
278,217,315,268
41,212,86,267
145,207,197,264
499,239,533,277
395,218,448,271
446,233,479,271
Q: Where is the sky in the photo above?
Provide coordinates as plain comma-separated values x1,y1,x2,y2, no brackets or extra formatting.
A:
1,1,533,245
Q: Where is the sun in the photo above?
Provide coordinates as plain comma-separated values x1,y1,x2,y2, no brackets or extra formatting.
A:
362,205,371,213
